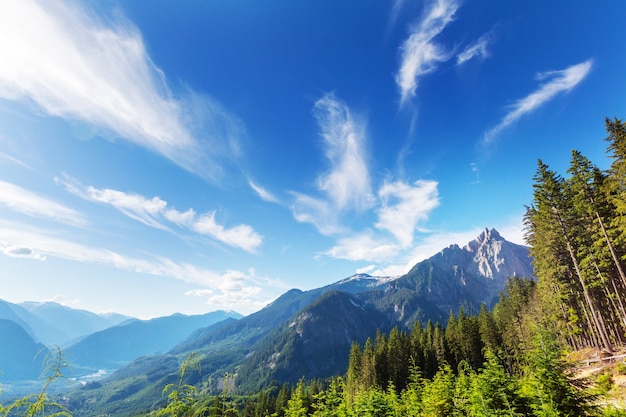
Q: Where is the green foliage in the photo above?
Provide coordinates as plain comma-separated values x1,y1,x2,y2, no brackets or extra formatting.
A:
155,353,201,417
284,380,308,417
520,328,596,417
0,347,71,417
594,372,613,396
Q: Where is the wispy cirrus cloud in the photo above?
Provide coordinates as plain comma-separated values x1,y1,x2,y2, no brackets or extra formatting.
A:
483,59,593,144
291,93,374,234
0,0,243,181
0,180,85,226
293,94,441,265
58,176,263,253
457,32,492,65
248,180,279,203
0,221,275,311
313,93,374,212
0,221,219,285
396,0,459,105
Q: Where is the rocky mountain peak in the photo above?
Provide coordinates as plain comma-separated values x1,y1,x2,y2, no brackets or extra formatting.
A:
461,228,528,281
464,228,503,253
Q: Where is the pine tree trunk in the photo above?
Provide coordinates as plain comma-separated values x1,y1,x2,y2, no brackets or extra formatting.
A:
555,209,613,352
594,208,626,291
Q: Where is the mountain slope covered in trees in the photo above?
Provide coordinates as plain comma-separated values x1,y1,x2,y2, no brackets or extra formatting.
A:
64,228,532,415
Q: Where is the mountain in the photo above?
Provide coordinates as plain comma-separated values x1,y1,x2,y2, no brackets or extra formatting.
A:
0,299,134,346
0,300,38,341
377,228,533,324
0,319,48,381
235,291,393,392
65,310,243,373
19,301,133,346
67,228,532,415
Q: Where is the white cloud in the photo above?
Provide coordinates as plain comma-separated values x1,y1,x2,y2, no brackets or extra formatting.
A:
0,219,282,312
0,151,32,170
193,213,262,254
321,180,440,265
291,93,374,234
248,180,279,203
291,192,346,236
0,221,221,286
389,0,409,29
323,233,400,263
396,0,459,105
0,180,85,226
313,93,374,212
470,162,480,184
355,264,376,274
58,176,263,253
457,32,492,65
2,244,46,261
376,180,440,247
483,59,593,144
0,0,243,181
185,268,273,312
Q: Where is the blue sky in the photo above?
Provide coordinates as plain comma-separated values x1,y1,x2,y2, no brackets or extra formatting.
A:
0,0,624,319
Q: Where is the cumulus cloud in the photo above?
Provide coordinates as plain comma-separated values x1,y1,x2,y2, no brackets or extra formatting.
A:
185,268,273,311
58,175,263,253
323,233,400,263
0,180,85,226
396,0,459,105
0,0,243,181
291,93,374,234
457,32,492,65
355,264,376,274
322,180,439,264
376,180,440,247
483,59,593,144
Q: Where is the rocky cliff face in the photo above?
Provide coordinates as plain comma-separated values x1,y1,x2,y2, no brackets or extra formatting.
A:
464,228,531,282
398,228,533,314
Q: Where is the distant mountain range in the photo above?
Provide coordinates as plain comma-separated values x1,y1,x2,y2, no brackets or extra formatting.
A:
65,310,243,372
0,319,47,381
0,300,132,346
63,228,533,416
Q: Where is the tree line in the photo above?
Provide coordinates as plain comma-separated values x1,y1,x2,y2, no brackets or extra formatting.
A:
524,118,626,353
144,276,624,416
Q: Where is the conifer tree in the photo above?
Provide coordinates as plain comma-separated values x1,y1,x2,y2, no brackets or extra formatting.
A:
525,160,612,351
605,117,626,247
420,364,455,417
285,380,308,417
520,328,596,417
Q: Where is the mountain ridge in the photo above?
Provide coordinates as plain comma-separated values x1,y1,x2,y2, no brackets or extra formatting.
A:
66,227,532,416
